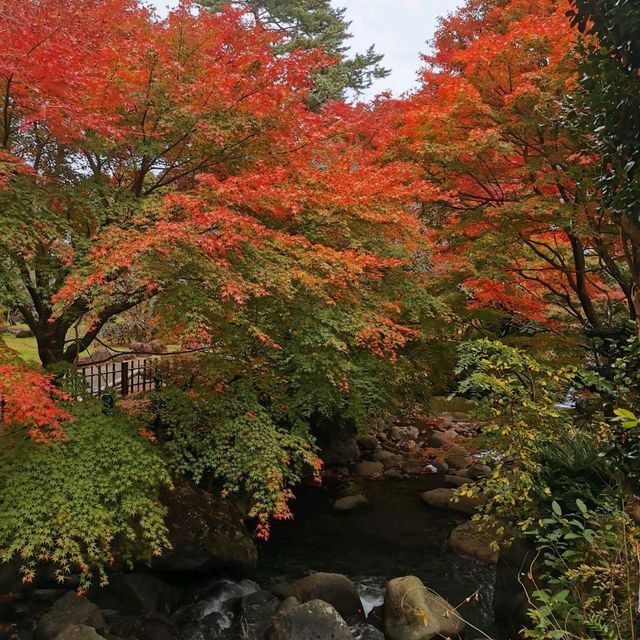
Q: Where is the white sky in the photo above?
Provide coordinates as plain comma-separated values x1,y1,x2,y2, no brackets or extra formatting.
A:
149,0,463,98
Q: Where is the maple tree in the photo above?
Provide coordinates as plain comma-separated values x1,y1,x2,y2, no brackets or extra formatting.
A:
397,0,640,344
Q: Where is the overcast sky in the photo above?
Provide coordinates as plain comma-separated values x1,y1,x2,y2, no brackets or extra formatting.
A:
149,0,463,98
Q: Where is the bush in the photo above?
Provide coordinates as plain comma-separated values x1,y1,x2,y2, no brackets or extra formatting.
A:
0,400,171,589
152,380,321,538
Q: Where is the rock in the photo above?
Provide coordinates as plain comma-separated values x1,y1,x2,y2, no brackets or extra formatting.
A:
445,452,473,470
333,494,370,513
37,592,107,640
430,460,449,474
272,573,364,621
322,439,361,466
454,468,470,478
126,613,178,640
357,435,379,451
154,478,257,577
389,427,419,442
97,573,178,615
467,464,492,480
54,625,106,640
372,450,395,464
426,433,449,448
384,576,464,640
238,590,281,640
449,520,498,564
444,475,470,488
267,600,352,640
354,461,384,478
442,428,460,441
402,459,424,475
384,469,403,480
421,488,486,515
354,623,385,639
277,596,301,616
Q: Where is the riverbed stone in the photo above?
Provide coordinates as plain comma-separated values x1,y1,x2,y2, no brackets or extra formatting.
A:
272,572,364,621
372,450,395,464
37,592,107,640
402,459,424,475
355,461,384,478
238,590,281,640
430,460,449,474
54,625,106,640
384,469,404,480
277,596,301,615
322,438,361,466
354,623,386,639
154,478,257,576
444,474,470,488
467,464,492,480
389,426,419,442
449,520,498,564
357,435,380,451
333,494,370,512
266,599,352,640
421,488,486,515
384,576,465,640
426,432,450,448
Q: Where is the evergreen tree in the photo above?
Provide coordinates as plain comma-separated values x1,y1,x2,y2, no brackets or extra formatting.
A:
198,0,389,106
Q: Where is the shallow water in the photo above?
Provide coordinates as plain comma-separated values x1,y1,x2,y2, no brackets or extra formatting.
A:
254,476,506,639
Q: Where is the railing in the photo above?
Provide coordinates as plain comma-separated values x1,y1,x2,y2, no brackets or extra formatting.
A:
80,357,162,398
0,357,163,423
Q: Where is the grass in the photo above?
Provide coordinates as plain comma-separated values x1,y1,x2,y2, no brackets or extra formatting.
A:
2,334,41,363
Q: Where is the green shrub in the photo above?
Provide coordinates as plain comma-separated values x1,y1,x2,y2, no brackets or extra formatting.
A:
0,400,171,589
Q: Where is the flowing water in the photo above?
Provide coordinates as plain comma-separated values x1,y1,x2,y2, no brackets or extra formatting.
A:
251,476,505,639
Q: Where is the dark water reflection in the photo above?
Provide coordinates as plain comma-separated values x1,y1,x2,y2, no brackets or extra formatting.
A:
256,477,506,639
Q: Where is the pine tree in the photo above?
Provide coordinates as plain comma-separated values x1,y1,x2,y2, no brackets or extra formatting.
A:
198,0,389,105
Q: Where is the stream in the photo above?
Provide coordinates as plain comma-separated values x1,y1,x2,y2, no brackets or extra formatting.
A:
178,476,506,639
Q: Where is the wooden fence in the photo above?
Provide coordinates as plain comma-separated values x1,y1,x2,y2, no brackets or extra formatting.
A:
0,357,163,422
79,357,162,397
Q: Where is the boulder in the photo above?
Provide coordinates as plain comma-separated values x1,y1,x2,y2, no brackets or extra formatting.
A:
277,596,301,616
267,600,352,640
444,451,472,470
443,475,470,488
37,592,107,640
402,459,424,475
333,494,370,513
426,433,449,448
384,469,403,480
421,488,485,515
467,464,492,480
54,626,106,640
357,435,379,451
372,450,395,464
238,590,281,640
272,573,364,621
384,576,464,640
322,439,361,466
97,573,178,615
449,520,498,564
154,478,257,577
430,460,449,474
389,427,419,442
354,461,384,478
